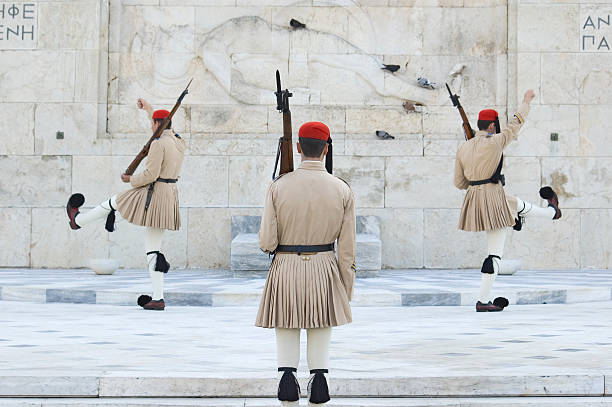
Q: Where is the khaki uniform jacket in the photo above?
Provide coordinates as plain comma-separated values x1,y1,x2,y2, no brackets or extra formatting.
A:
116,130,186,230
255,160,356,329
454,103,530,232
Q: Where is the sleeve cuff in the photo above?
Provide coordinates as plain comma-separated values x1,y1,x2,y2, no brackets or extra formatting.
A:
514,102,530,124
514,112,524,124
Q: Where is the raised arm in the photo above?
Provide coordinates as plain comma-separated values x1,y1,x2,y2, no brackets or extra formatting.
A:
494,89,535,149
137,98,154,119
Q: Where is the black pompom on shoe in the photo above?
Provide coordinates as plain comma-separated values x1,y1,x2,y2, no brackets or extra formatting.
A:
493,297,509,309
66,193,85,230
539,186,562,220
68,193,85,208
137,295,152,307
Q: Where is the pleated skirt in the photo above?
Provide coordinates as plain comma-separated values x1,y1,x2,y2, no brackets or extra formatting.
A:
458,184,516,232
116,182,181,231
255,251,352,329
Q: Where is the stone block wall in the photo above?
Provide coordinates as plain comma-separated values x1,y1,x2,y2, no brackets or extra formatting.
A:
0,0,609,270
506,0,612,269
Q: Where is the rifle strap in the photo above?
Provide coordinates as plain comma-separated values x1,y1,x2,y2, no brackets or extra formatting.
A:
272,137,282,180
469,155,505,187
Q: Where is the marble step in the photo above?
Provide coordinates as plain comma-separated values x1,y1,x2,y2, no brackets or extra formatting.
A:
0,374,608,398
2,398,612,407
1,285,609,307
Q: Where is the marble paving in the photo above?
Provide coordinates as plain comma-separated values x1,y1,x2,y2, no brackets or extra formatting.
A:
1,300,611,379
0,269,610,307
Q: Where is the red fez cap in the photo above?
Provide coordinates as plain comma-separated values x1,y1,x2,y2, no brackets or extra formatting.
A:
298,121,330,141
152,109,170,120
478,109,498,121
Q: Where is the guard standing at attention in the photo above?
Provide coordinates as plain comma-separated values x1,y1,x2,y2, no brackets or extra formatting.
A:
256,121,356,406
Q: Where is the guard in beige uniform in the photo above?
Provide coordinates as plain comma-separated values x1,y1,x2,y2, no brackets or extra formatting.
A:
66,99,186,311
454,89,562,312
256,122,356,406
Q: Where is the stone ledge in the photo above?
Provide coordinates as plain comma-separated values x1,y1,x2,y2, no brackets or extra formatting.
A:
230,233,271,272
1,269,610,308
0,376,99,397
0,374,604,398
230,215,382,275
2,397,612,407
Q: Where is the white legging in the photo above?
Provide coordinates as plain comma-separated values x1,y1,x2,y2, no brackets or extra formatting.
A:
275,327,332,405
146,227,165,300
478,228,507,303
478,197,556,303
74,195,166,300
276,327,331,370
74,195,119,227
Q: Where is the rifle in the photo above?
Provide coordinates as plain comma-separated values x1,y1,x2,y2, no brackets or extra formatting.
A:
272,70,294,180
446,83,475,140
124,79,192,176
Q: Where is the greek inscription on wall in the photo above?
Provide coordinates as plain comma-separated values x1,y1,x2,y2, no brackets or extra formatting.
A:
581,6,612,52
0,2,36,49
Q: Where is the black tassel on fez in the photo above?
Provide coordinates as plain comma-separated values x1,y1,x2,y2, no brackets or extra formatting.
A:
277,367,300,401
308,369,330,404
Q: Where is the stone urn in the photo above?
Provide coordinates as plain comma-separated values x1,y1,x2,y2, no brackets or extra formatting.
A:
89,258,120,275
498,259,521,275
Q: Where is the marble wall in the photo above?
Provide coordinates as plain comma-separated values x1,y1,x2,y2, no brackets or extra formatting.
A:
0,0,609,270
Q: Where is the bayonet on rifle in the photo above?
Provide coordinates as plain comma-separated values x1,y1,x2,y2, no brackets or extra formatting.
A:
272,70,294,179
446,83,475,140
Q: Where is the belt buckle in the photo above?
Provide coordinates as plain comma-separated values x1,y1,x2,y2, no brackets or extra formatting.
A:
299,252,315,261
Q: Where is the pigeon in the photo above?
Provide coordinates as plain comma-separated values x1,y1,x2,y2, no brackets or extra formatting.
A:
381,64,400,73
403,101,416,112
402,101,424,113
448,63,466,77
417,77,436,89
290,19,306,29
375,130,395,140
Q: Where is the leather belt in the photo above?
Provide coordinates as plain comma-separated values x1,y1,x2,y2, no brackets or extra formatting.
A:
145,178,178,211
275,243,334,254
469,174,505,186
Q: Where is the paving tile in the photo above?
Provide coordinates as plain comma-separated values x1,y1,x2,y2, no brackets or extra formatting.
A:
0,300,610,385
46,289,96,304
